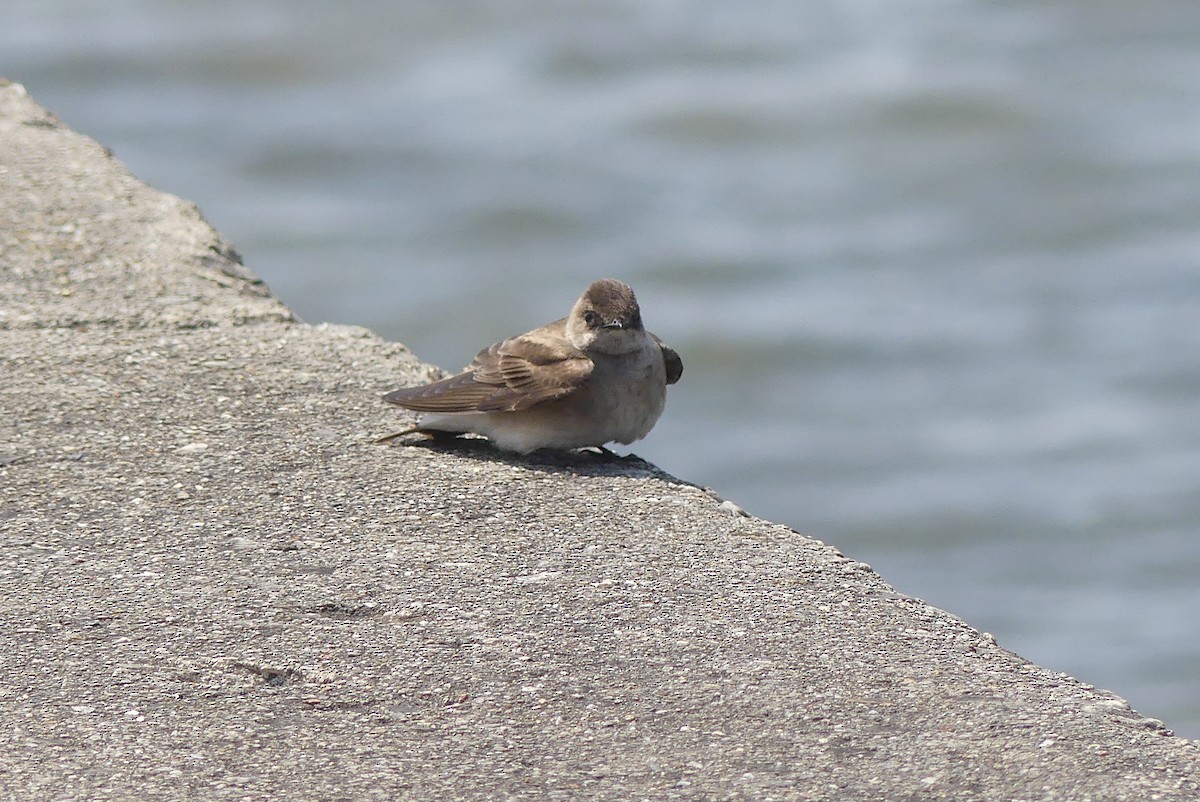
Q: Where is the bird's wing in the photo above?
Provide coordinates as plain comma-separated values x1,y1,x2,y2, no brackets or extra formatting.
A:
382,367,499,412
384,324,594,413
650,333,683,385
476,331,595,411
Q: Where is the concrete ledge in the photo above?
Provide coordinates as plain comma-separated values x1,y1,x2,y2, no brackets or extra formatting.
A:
0,80,292,331
2,78,1198,800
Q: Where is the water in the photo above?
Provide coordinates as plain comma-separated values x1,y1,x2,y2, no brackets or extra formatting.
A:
6,0,1200,738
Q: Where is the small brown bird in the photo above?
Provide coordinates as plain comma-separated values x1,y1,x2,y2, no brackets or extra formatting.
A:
381,278,682,453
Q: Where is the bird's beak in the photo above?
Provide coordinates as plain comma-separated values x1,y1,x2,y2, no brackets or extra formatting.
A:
602,320,625,330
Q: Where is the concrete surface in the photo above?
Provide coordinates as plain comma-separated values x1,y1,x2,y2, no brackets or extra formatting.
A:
2,78,1198,801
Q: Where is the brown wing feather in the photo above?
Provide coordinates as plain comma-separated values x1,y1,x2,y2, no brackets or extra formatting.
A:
476,333,593,411
382,370,497,412
383,328,594,413
650,333,683,385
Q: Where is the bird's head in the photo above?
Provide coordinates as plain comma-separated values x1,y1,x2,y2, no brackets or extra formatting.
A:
566,278,646,354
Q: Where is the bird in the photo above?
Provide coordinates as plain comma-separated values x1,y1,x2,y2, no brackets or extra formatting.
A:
379,278,682,453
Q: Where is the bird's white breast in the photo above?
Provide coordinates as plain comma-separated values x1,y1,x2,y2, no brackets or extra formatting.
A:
588,339,668,445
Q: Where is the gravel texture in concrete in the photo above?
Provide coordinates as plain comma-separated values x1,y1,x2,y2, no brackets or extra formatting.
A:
2,79,1198,801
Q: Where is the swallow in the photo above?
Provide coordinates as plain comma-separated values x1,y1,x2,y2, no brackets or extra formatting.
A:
380,278,681,453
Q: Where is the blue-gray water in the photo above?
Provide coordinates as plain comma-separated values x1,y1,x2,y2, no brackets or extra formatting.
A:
7,1,1199,738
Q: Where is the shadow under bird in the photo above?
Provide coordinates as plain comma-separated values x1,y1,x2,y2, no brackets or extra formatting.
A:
380,278,682,453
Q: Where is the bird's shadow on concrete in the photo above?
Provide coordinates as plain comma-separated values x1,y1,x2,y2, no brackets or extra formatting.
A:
377,430,697,487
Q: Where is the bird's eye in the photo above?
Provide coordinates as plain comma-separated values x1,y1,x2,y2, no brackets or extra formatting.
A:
582,310,599,326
